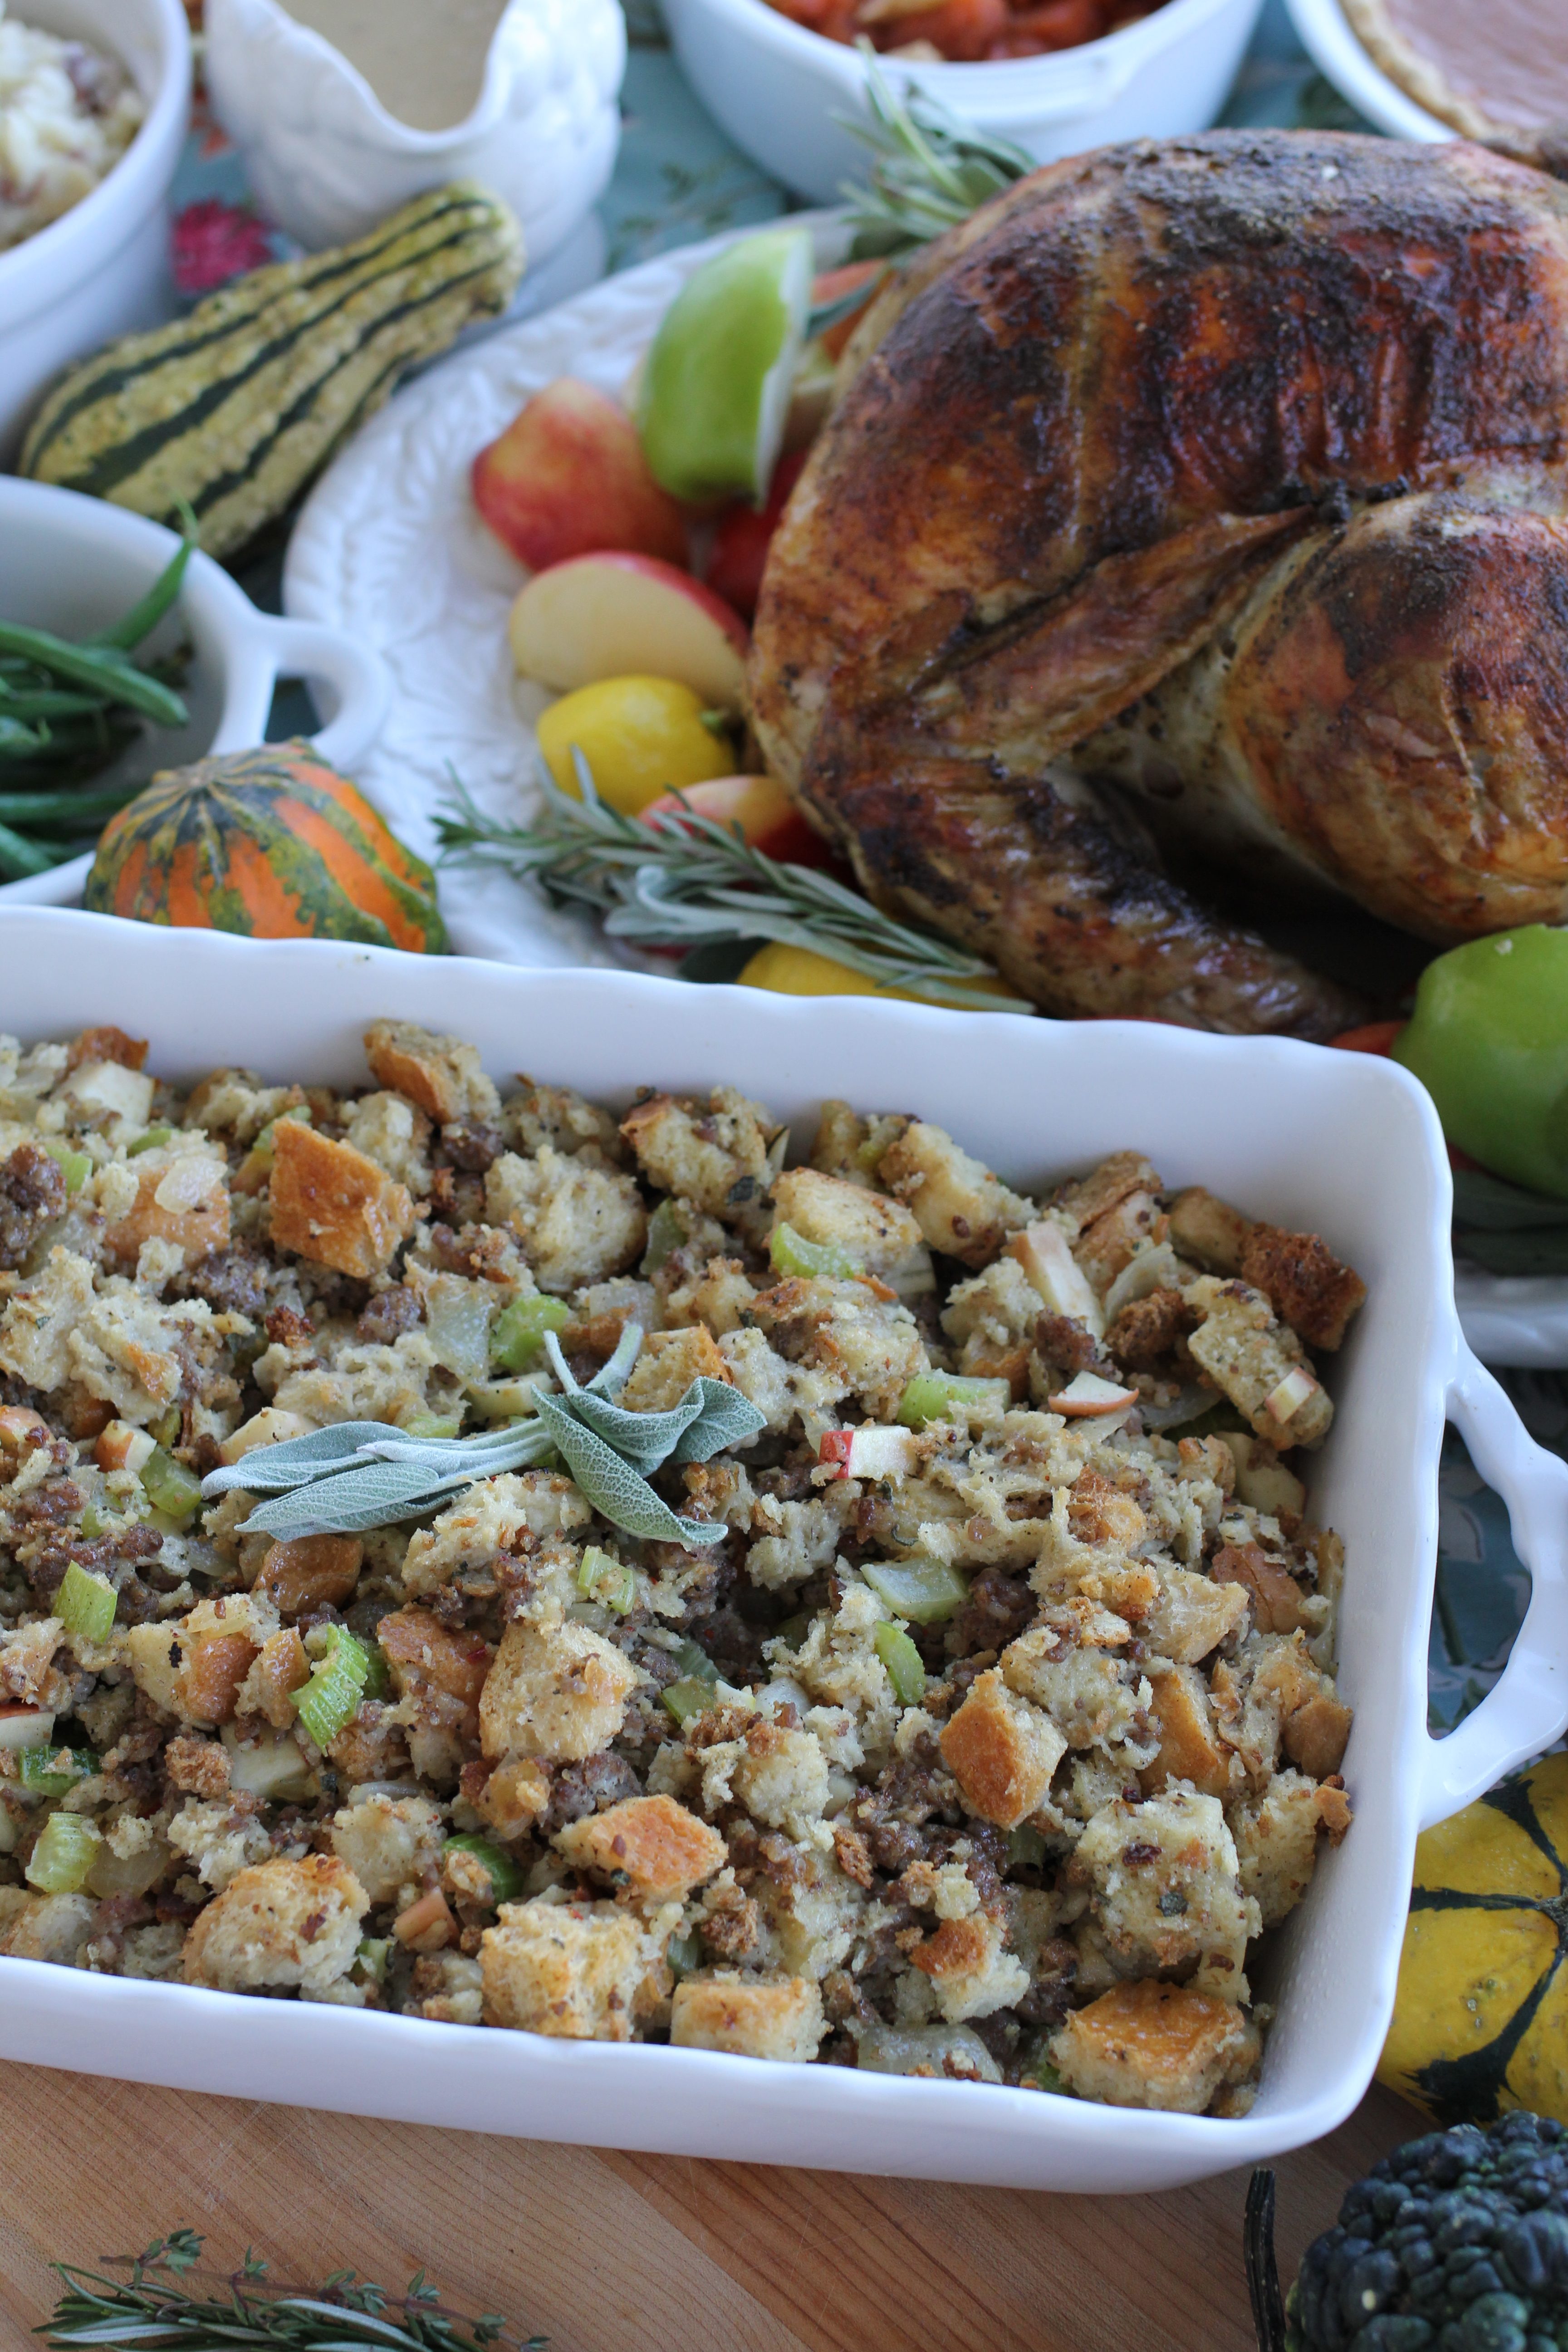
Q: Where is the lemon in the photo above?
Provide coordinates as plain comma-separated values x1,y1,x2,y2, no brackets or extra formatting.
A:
738,942,1029,1009
636,227,814,505
536,676,732,815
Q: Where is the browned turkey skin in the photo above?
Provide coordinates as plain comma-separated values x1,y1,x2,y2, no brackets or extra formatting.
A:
749,131,1568,1034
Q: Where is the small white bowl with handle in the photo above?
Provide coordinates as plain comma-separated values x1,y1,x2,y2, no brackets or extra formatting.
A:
659,0,1266,206
203,0,624,264
0,0,191,463
0,478,390,908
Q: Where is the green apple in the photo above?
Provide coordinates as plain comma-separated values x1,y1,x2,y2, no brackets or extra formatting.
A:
637,227,814,505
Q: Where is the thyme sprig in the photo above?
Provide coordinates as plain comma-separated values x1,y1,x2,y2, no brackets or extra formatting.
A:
38,2229,544,2352
840,50,1034,257
435,759,1022,1014
200,1323,764,1545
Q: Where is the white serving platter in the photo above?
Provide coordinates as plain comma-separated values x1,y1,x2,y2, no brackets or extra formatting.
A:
1283,0,1450,140
4,908,1568,2188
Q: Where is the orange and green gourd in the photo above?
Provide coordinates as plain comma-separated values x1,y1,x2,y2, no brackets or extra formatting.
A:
84,741,446,954
1379,1751,1568,2127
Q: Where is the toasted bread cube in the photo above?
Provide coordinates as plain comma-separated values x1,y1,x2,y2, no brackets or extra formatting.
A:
910,1911,1029,2023
556,1794,726,1905
1168,1187,1252,1275
671,1970,826,2061
480,1896,658,2039
877,1121,1034,1269
771,1167,931,1290
479,1617,638,1763
1283,1690,1354,1780
1049,1981,1260,2112
253,1534,363,1621
1069,1789,1258,1992
1051,1153,1162,1237
363,1020,500,1126
1185,1276,1333,1449
401,1470,590,1600
1212,1542,1310,1637
1074,1191,1166,1295
619,1087,777,1226
1226,1769,1343,1929
1141,1568,1249,1666
102,1142,230,1269
940,1669,1067,1829
502,1078,622,1162
1000,1614,1150,1754
1239,1222,1367,1353
619,1325,732,1413
475,1754,552,1838
181,1855,367,1994
1065,1468,1147,1548
269,1121,414,1279
1141,1664,1233,1799
0,1887,94,1963
237,1627,311,1730
329,1793,445,1907
484,1147,647,1293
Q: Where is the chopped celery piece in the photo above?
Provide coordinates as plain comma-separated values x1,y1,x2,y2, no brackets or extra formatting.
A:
1018,2041,1071,2096
491,1293,570,1372
861,1556,969,1626
151,1404,181,1449
359,1642,391,1703
19,1744,96,1797
78,1502,105,1539
769,1221,863,1281
139,1444,201,1523
292,1626,372,1749
897,1372,1011,1429
127,1126,174,1156
671,1637,719,1684
667,1928,701,1980
43,1140,90,1195
662,1677,715,1729
25,1810,102,1892
56,1559,116,1644
252,1107,311,1163
872,1619,926,1706
355,1936,390,1984
640,1197,687,1275
444,1832,522,1907
400,1412,464,1441
1008,1823,1048,1871
578,1545,636,1611
773,1612,812,1653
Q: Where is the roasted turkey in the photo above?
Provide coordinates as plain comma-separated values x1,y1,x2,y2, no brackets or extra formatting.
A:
749,132,1568,1035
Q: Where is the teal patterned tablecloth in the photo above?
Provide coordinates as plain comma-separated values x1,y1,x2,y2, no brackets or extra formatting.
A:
172,0,1553,1744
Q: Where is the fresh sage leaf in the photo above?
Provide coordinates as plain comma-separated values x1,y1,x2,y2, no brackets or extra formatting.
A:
532,1390,725,1547
671,1378,767,1463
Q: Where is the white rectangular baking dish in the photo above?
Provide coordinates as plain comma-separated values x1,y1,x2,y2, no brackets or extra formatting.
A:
2,907,1565,2194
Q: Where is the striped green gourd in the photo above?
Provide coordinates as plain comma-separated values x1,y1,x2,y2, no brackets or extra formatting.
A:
20,182,524,561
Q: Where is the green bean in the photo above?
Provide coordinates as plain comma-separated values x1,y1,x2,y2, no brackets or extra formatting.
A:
0,620,188,726
0,717,49,757
0,781,142,827
0,817,59,879
0,686,111,720
92,508,199,652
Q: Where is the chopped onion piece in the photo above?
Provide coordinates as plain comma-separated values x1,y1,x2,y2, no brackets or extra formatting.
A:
1101,1241,1181,1324
861,1555,969,1625
1048,1371,1139,1418
1264,1366,1320,1425
0,1708,56,1754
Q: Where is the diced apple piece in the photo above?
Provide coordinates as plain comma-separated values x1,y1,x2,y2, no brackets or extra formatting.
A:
1047,1372,1139,1418
639,773,830,867
472,378,688,573
1009,1220,1105,1337
219,1408,316,1467
0,1406,49,1452
706,451,807,622
221,1721,318,1804
1225,1432,1308,1517
0,1708,56,1753
818,1426,920,1481
95,1420,155,1475
509,553,749,710
1263,1366,1321,1427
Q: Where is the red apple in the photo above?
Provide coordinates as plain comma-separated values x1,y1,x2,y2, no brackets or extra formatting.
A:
473,379,688,572
509,553,750,709
638,773,832,867
705,451,808,622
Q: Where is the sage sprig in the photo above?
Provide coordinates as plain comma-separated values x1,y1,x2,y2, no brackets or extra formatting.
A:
200,1324,764,1548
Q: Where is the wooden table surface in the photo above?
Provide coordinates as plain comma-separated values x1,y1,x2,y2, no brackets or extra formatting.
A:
0,2066,1420,2352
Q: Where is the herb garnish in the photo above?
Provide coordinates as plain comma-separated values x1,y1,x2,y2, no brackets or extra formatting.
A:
201,1324,764,1545
38,2228,544,2352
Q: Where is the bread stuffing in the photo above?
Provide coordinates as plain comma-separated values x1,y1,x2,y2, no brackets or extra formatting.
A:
0,1020,1361,2113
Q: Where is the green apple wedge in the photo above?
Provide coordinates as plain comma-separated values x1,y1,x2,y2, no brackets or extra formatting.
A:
636,227,815,505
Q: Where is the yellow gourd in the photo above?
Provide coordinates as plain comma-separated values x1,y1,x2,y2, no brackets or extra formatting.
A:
1379,1751,1568,2126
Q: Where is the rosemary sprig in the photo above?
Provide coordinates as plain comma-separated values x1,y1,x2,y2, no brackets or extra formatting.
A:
435,759,1023,1015
839,49,1034,257
38,2228,543,2352
201,1324,764,1545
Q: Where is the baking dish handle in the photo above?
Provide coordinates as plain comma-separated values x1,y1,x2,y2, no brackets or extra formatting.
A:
248,616,392,771
1419,1345,1568,1831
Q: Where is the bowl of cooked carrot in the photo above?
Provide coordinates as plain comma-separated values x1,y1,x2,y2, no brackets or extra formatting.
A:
659,0,1266,202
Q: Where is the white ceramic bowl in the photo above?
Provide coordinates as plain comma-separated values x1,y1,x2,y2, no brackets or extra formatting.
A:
0,480,390,908
0,0,191,463
1,910,1564,2191
1284,0,1448,139
659,0,1266,206
203,0,624,262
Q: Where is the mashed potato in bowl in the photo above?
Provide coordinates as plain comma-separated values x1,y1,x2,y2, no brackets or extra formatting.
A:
0,4,144,254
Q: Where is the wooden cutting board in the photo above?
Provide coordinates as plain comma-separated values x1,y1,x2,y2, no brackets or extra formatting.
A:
0,2066,1417,2352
